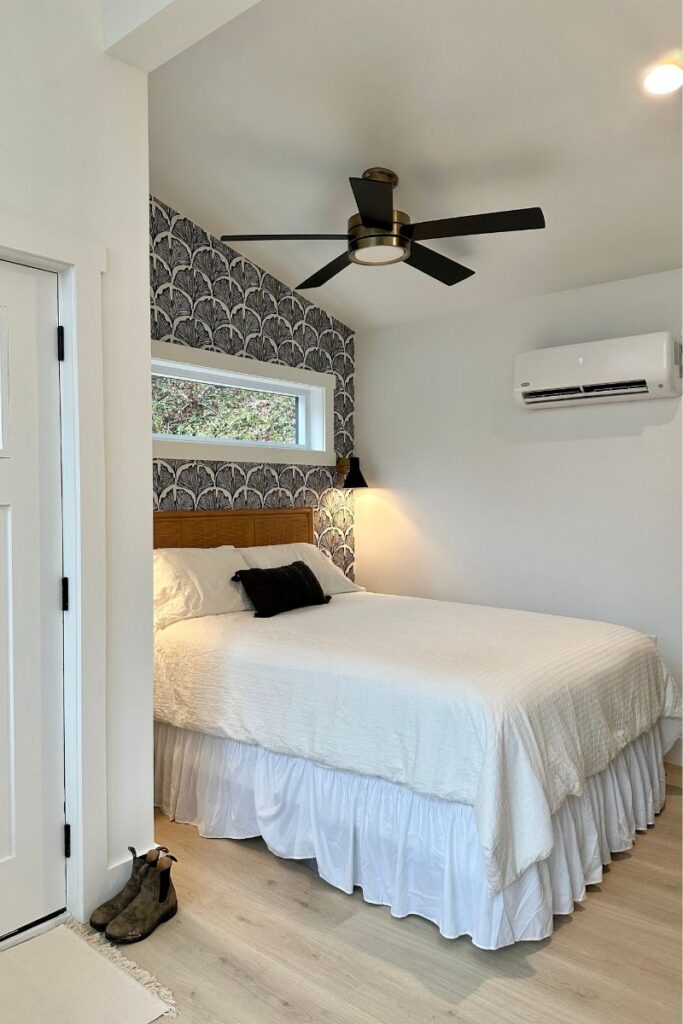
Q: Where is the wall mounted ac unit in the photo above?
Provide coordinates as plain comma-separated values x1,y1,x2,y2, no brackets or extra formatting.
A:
513,332,682,409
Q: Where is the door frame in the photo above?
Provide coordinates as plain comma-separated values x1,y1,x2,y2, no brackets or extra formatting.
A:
0,216,108,923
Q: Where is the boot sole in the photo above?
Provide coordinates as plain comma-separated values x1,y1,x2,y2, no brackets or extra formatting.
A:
105,904,178,945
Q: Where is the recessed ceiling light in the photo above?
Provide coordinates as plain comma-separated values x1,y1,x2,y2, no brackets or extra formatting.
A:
643,62,683,95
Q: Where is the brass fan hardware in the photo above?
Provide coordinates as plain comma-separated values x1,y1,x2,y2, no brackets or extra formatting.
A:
361,167,400,188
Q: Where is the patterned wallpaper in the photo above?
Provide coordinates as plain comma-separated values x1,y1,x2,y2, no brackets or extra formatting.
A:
150,197,356,575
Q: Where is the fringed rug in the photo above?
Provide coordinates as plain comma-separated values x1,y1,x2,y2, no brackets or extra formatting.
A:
0,919,176,1023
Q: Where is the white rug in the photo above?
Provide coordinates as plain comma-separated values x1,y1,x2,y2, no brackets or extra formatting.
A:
0,922,175,1023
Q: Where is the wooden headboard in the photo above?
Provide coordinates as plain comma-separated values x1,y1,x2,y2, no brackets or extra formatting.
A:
153,508,315,549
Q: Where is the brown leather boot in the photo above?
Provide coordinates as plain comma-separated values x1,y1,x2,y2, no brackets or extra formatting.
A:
105,854,178,944
89,846,168,932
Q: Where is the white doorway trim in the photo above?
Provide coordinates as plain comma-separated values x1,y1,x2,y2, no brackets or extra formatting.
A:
0,212,108,922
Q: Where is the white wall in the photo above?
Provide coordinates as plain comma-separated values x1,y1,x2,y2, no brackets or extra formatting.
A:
104,0,262,72
104,0,170,47
355,270,682,762
0,2,154,914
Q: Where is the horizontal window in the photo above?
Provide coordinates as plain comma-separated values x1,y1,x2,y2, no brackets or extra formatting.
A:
151,341,335,466
152,375,300,446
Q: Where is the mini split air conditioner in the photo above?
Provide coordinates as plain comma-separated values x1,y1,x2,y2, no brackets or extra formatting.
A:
513,332,682,409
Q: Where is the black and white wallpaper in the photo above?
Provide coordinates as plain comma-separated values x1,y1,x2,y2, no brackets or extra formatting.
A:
150,197,356,575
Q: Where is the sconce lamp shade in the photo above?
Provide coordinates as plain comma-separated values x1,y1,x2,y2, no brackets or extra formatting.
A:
342,455,368,489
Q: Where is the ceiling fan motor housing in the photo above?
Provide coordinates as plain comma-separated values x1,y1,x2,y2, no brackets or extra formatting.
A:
347,210,411,265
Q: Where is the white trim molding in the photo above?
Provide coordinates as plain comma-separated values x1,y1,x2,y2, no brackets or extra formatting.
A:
151,340,336,466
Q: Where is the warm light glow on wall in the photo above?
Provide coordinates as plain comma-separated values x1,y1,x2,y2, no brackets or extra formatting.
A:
353,488,444,593
643,59,683,95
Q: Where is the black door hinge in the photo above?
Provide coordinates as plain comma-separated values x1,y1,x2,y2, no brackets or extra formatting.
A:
57,325,65,362
64,823,71,859
61,577,69,612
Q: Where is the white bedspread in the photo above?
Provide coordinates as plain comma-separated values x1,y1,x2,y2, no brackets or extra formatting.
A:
154,592,680,893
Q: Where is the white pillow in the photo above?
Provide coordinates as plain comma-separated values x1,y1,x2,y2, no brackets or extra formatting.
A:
154,545,251,630
237,543,363,595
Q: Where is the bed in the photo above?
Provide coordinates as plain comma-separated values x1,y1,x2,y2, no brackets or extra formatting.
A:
153,508,681,949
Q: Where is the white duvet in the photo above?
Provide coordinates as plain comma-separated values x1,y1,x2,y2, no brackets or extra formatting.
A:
154,592,680,894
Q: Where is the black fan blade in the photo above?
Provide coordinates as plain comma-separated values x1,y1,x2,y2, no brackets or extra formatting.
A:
409,207,545,242
297,251,350,289
349,177,394,231
221,233,349,241
405,243,475,286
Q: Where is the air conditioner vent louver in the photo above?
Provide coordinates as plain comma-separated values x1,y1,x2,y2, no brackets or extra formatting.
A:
582,379,648,395
523,386,582,402
522,379,649,404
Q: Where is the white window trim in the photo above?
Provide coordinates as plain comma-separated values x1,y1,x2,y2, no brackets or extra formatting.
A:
151,340,336,466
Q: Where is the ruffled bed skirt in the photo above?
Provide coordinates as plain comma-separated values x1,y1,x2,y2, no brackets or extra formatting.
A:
154,720,670,949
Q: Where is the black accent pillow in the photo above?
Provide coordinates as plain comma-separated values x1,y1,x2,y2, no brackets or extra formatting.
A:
231,560,331,618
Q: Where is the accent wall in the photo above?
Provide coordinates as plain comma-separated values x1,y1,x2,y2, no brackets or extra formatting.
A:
150,197,356,575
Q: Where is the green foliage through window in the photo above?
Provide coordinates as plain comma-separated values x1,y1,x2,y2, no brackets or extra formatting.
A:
152,375,299,445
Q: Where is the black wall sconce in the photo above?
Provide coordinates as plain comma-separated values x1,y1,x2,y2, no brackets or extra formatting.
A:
336,455,368,489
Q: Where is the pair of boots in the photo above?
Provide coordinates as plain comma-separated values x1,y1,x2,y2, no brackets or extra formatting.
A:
89,846,178,944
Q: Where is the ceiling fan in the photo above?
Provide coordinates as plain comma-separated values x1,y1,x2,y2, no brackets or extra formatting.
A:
221,167,545,290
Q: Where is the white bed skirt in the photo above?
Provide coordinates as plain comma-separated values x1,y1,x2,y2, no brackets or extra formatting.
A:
154,720,669,949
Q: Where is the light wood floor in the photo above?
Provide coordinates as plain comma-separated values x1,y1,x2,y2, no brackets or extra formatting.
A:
128,765,682,1024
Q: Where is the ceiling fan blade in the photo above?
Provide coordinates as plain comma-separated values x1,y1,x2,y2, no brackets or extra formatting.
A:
221,233,349,241
405,243,475,286
297,251,351,289
349,177,394,231
409,207,545,242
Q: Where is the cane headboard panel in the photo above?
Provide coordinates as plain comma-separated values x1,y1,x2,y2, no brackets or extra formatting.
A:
153,508,315,549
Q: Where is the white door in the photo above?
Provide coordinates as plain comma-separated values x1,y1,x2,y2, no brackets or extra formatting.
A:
0,261,65,939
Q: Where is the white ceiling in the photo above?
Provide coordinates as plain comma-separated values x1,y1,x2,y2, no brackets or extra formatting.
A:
149,0,682,331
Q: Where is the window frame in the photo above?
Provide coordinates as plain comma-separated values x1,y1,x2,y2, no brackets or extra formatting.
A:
151,340,335,466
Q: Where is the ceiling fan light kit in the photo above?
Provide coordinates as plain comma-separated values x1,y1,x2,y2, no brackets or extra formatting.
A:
221,166,545,290
347,209,411,266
